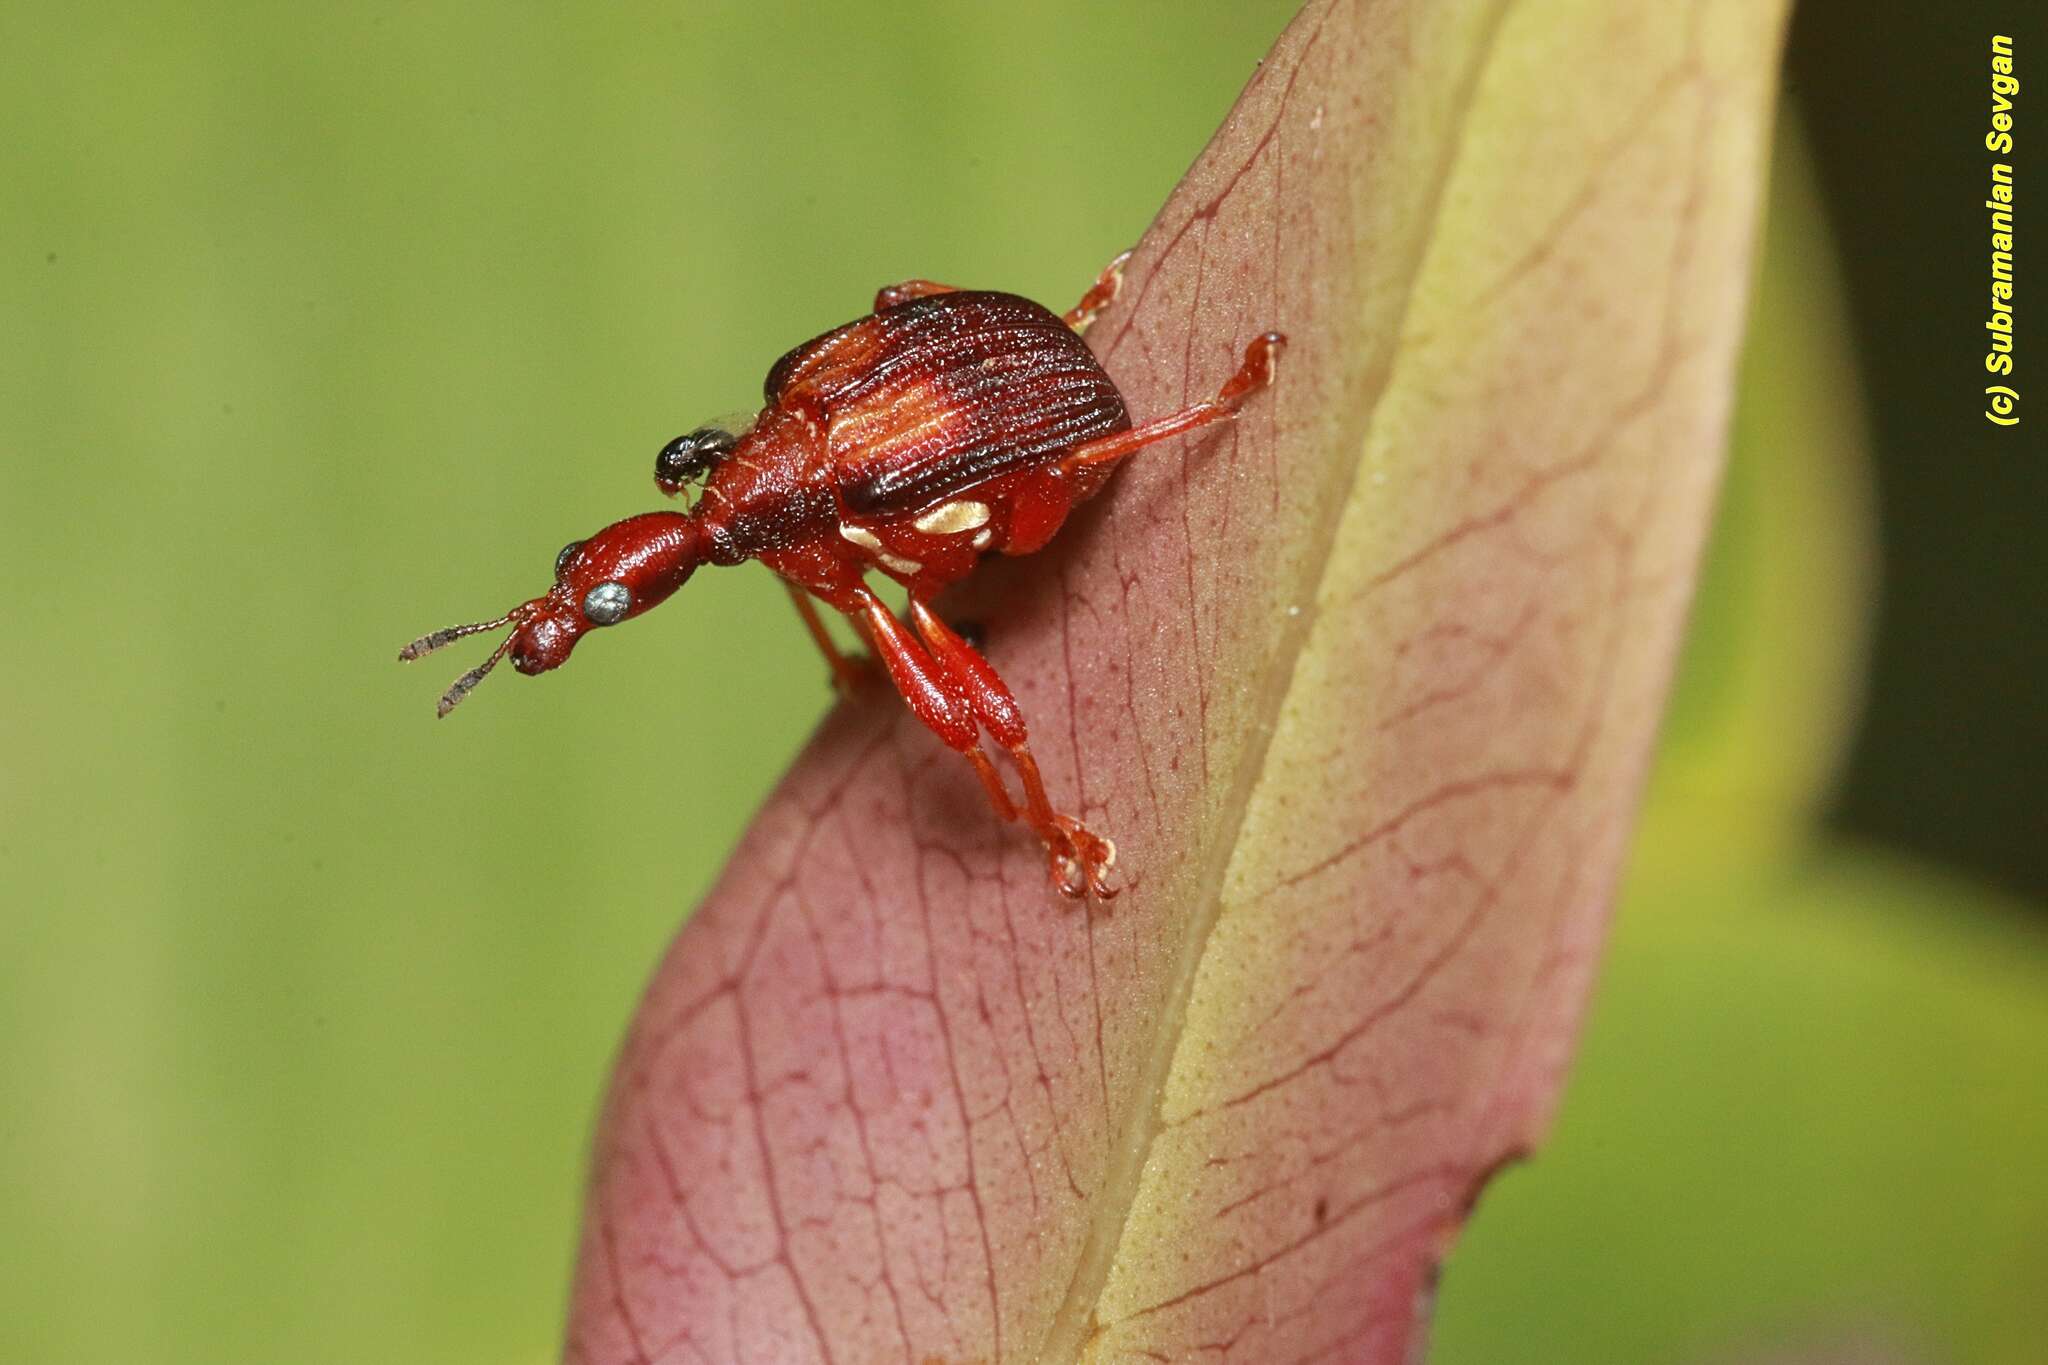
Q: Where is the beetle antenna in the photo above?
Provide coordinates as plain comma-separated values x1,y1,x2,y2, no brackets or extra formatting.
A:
397,612,515,662
434,630,518,718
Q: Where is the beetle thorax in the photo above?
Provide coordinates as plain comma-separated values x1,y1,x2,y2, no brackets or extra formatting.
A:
690,411,837,565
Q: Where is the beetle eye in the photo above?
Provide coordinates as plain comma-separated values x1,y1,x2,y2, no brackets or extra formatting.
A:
582,581,631,625
555,539,585,580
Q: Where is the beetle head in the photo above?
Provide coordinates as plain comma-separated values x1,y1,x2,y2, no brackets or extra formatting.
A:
400,511,704,716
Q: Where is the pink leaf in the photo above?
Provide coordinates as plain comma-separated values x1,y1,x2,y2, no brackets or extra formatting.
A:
563,0,1790,1359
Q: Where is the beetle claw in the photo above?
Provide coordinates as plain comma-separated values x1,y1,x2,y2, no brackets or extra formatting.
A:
1043,817,1119,903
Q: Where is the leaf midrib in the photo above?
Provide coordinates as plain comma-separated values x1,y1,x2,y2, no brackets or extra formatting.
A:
1033,2,1518,1358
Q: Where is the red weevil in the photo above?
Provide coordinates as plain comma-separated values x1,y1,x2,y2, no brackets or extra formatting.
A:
401,254,1284,899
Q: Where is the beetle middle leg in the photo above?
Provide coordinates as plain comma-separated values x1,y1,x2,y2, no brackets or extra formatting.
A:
850,587,1021,813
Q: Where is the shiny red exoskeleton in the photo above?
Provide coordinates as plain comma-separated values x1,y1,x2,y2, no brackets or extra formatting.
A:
402,254,1284,899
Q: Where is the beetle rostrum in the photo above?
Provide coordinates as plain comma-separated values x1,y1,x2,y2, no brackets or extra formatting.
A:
402,252,1284,900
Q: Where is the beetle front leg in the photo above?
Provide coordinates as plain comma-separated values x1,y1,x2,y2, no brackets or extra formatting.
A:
785,584,874,698
908,599,1117,901
873,279,962,311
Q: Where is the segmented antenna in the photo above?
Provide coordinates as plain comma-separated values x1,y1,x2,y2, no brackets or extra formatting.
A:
433,631,518,718
397,612,514,662
398,610,524,717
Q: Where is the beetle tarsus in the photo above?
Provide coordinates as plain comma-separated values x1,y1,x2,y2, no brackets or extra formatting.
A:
1044,817,1118,902
1063,248,1133,334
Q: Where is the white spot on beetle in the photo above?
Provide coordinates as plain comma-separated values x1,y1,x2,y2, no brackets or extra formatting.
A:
839,524,883,550
879,552,922,576
914,500,992,535
972,529,993,550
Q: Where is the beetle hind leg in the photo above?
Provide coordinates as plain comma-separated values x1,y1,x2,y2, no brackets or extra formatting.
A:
873,279,961,311
1061,331,1286,472
1062,248,1133,334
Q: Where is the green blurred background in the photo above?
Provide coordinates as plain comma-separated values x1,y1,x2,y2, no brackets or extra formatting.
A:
3,3,2041,1363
